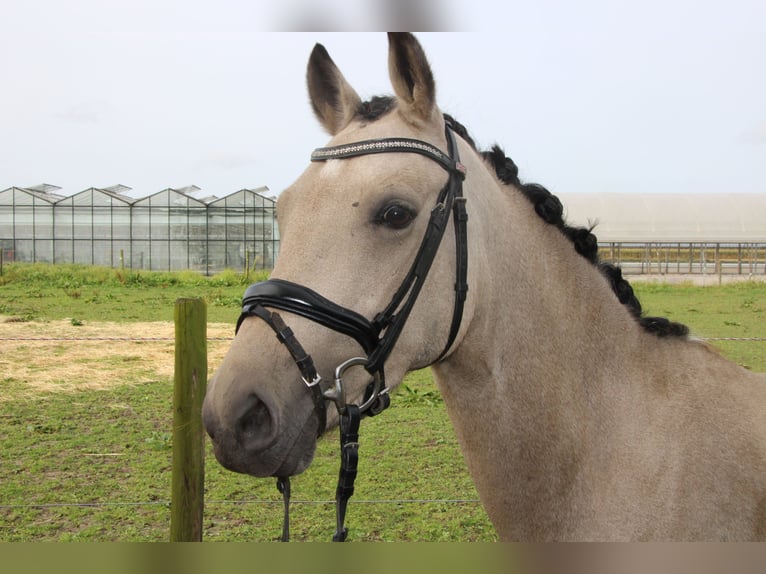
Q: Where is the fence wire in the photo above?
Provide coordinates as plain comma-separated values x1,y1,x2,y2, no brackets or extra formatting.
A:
1,334,763,517
0,337,232,341
2,336,764,342
0,498,482,511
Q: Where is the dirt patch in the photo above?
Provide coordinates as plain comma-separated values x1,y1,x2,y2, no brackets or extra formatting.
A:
0,318,234,400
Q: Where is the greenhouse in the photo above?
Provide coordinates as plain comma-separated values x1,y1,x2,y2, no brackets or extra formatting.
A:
2,186,764,277
0,184,278,274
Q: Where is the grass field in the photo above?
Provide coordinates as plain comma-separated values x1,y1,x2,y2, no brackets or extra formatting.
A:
1,264,765,542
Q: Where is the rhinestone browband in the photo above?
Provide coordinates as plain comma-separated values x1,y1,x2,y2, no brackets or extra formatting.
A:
311,137,465,176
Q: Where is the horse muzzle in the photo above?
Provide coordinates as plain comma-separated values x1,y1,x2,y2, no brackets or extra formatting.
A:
202,372,321,478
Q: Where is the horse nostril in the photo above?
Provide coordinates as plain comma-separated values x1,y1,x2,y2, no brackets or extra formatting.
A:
236,397,278,452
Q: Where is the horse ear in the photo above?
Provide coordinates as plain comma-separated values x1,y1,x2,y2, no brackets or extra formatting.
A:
307,43,362,135
387,33,437,125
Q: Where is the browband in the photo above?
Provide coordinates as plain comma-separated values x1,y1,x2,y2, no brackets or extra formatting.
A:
311,137,467,178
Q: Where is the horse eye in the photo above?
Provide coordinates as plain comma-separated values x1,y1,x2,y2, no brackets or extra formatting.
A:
379,204,415,229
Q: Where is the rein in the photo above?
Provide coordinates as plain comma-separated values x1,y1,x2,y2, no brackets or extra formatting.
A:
235,119,468,541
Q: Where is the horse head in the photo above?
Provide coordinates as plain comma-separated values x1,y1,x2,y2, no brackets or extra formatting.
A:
202,33,478,479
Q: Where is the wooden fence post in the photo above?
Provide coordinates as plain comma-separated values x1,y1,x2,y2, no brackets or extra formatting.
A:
171,298,207,542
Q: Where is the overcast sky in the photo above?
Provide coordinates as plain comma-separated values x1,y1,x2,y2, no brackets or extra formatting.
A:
2,0,764,200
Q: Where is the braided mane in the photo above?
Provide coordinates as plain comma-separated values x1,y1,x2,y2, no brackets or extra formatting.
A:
443,113,688,338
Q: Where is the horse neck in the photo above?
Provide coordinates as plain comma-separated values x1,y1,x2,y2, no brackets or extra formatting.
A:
431,165,644,536
442,180,642,403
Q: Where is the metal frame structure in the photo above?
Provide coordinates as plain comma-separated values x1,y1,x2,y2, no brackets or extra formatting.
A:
0,185,279,274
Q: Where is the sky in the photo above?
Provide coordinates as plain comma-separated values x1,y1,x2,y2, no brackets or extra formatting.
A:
2,0,765,201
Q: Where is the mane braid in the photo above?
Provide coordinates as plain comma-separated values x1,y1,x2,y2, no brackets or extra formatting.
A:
442,115,689,339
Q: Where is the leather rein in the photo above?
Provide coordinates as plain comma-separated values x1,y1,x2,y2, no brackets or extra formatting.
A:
234,120,468,541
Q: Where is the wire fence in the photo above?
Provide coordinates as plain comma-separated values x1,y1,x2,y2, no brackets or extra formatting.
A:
0,333,489,519
2,336,765,342
2,334,764,522
0,498,483,511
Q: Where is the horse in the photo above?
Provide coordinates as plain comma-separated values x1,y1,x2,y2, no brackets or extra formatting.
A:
202,33,766,541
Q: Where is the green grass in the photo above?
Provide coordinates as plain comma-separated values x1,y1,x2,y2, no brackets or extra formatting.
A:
0,263,260,323
633,280,766,371
1,264,764,541
0,264,490,542
0,370,488,542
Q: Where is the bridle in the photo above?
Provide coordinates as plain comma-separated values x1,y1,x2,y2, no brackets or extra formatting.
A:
234,118,468,541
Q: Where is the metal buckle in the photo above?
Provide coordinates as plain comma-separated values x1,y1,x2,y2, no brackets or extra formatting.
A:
302,373,323,388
